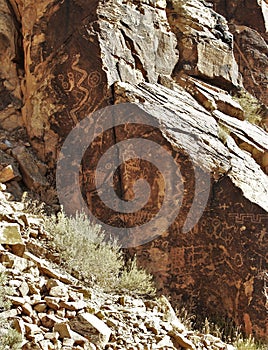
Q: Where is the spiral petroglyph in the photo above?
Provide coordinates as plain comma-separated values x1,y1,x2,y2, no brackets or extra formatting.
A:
56,103,211,248
88,71,102,88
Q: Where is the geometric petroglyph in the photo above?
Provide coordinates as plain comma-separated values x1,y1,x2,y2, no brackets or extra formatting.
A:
170,245,209,273
57,53,102,125
228,213,268,224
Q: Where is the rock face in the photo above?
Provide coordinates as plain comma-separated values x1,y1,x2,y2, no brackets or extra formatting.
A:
210,0,268,39
0,0,268,341
166,0,240,88
0,0,23,130
209,0,268,105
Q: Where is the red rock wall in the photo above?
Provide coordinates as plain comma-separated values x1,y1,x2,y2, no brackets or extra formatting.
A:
0,0,267,340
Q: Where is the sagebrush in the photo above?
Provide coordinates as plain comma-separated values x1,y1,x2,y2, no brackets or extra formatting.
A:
233,90,266,128
0,270,22,350
44,211,156,295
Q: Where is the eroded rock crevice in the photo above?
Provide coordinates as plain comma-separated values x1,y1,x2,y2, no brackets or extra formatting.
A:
0,0,24,131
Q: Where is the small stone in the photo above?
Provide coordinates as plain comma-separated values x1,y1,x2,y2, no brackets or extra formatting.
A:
95,310,106,319
62,338,74,347
0,308,18,319
53,322,72,339
71,330,89,345
0,223,25,256
68,291,84,302
27,333,44,343
145,320,159,335
0,164,17,182
69,313,111,347
65,310,76,319
44,332,59,341
106,318,118,328
44,296,60,310
49,285,68,298
21,302,33,317
46,278,62,290
156,335,174,348
59,300,87,311
19,281,30,297
56,308,65,318
40,266,74,284
9,279,22,288
38,339,52,350
24,322,42,335
29,229,39,238
41,314,65,328
34,303,47,313
7,295,26,306
0,182,7,190
168,330,195,350
13,318,26,335
21,315,33,323
12,145,47,190
30,294,42,305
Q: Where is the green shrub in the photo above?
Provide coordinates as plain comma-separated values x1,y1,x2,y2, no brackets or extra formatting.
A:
21,191,46,216
0,329,22,350
44,211,156,295
0,270,22,350
201,315,267,350
0,270,11,311
175,298,196,331
234,335,267,350
119,256,156,295
233,90,265,128
218,123,231,145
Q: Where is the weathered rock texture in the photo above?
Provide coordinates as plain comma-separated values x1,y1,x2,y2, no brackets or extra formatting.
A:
209,0,268,105
0,0,268,341
166,0,240,88
0,0,23,130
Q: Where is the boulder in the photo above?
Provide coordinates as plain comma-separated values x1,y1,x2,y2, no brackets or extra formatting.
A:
0,223,25,256
0,165,18,183
12,146,47,190
69,313,111,347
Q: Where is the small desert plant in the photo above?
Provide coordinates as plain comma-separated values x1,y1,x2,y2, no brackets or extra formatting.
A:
201,316,267,349
0,328,22,350
202,316,237,343
218,123,231,145
234,334,267,350
0,270,22,350
233,90,265,127
0,270,11,311
119,256,156,295
21,191,45,216
175,298,196,331
44,211,156,295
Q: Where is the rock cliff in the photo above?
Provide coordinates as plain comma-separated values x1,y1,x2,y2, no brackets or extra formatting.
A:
0,0,267,341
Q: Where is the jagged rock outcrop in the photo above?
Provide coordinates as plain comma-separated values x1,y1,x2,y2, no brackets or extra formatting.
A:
210,0,268,39
0,128,48,200
209,0,268,106
0,0,268,341
0,0,23,130
166,0,241,88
